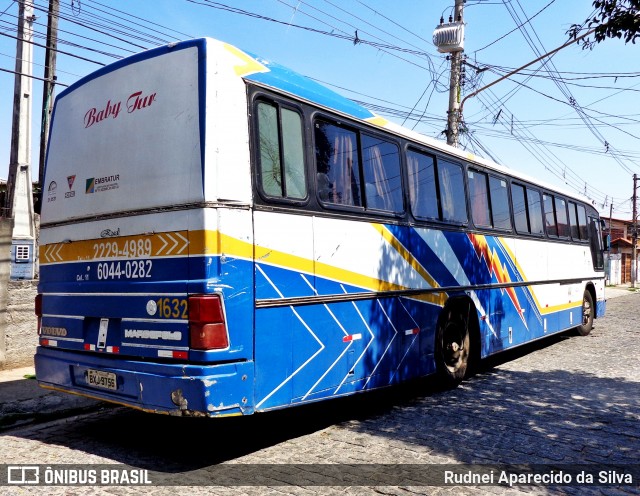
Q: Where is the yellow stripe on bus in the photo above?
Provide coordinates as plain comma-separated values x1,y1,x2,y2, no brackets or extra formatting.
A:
39,228,445,307
41,231,190,264
223,43,269,77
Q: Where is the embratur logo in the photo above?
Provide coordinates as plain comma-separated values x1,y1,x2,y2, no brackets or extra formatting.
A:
86,178,95,194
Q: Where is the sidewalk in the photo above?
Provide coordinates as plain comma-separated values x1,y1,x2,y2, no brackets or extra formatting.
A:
0,285,637,431
605,283,640,299
0,365,102,431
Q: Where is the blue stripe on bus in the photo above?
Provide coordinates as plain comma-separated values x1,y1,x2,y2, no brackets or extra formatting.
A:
243,59,375,122
254,294,440,410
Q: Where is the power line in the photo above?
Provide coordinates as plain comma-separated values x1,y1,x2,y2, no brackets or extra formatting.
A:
474,0,558,53
82,0,192,41
0,26,106,65
0,64,69,86
353,0,431,46
318,0,437,63
502,0,637,176
475,90,615,205
184,0,436,72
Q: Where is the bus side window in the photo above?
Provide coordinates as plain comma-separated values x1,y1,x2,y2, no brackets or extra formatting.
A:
407,149,439,220
589,216,605,270
468,169,491,227
527,188,544,235
256,101,307,200
315,121,362,207
361,135,403,213
544,194,558,237
469,170,511,230
489,175,511,230
555,197,570,238
577,204,589,240
438,160,467,223
281,108,306,199
568,201,580,239
512,183,529,233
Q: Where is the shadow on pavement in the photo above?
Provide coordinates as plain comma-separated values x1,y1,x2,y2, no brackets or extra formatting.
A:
5,328,638,475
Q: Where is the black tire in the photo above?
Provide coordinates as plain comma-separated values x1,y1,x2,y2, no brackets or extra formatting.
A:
435,306,470,388
576,290,594,336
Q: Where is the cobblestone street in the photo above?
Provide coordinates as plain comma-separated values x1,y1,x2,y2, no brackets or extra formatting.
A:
1,293,639,495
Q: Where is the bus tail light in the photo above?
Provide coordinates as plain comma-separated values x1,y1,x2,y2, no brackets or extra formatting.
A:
35,294,42,334
189,294,229,350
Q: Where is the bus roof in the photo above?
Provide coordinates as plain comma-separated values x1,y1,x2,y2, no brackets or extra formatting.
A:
231,40,594,207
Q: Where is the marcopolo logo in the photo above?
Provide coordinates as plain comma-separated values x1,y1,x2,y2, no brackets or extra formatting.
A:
86,174,120,194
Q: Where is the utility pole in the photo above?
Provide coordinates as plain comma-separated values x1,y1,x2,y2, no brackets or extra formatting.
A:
38,0,60,207
608,201,613,284
6,0,36,279
632,174,638,288
446,0,464,147
433,0,465,147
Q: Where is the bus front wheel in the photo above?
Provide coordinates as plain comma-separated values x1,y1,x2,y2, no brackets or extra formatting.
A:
576,290,594,336
435,306,470,388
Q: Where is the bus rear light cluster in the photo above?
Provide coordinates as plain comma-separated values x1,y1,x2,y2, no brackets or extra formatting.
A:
35,294,42,334
188,294,229,350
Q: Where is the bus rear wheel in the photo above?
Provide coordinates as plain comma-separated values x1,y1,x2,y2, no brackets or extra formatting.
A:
435,307,470,388
576,290,594,336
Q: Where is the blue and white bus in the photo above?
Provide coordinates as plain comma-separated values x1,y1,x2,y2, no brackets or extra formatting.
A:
35,38,605,417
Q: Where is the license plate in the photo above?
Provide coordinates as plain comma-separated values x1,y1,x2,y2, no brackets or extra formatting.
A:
86,369,117,391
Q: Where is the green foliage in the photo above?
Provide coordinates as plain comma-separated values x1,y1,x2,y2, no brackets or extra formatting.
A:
568,0,640,49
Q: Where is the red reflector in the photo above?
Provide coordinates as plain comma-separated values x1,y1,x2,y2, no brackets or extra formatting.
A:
41,339,49,346
84,343,91,350
190,323,229,350
173,351,188,359
189,294,229,350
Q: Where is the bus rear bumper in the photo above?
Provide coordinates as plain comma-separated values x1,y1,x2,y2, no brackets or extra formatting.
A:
34,347,255,417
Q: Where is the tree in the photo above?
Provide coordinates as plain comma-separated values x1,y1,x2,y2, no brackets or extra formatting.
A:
569,0,640,48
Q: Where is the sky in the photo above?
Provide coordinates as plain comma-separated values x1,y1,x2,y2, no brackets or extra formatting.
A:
0,0,638,219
